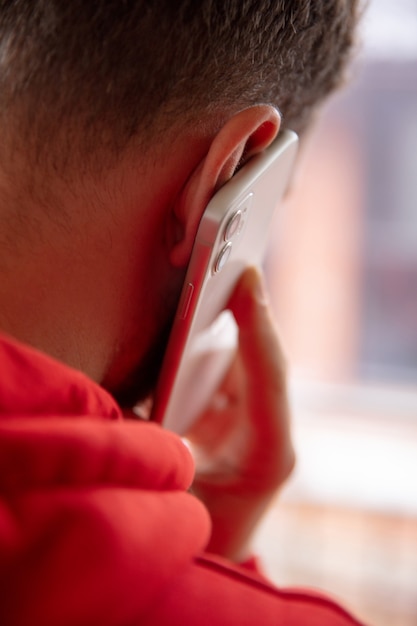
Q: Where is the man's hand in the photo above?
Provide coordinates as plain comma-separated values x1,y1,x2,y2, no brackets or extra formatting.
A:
185,267,295,562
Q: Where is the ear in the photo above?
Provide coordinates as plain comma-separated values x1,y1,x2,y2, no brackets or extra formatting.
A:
169,104,281,267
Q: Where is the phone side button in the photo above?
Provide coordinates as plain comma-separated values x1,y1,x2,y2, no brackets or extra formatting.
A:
178,283,194,320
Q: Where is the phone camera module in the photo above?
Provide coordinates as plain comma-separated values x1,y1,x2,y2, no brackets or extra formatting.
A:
214,241,232,274
224,210,242,242
224,192,253,242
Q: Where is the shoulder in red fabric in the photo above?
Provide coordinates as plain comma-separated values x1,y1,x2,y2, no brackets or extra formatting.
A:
0,333,366,626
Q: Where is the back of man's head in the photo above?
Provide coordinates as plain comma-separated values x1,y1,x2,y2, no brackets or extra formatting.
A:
0,0,360,178
0,0,362,399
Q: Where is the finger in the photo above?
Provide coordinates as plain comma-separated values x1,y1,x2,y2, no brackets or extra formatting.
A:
228,267,287,404
227,268,294,478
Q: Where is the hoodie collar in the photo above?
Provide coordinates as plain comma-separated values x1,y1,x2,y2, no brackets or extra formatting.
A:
0,332,121,420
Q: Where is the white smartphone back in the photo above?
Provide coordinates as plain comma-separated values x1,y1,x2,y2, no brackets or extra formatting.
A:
152,130,298,434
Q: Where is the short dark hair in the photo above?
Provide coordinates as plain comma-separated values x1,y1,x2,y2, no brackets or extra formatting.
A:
0,0,361,175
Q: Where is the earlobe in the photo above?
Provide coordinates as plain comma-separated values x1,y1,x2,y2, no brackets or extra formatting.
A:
169,104,281,268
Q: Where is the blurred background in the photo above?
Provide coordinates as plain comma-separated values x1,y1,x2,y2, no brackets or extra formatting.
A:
256,1,417,624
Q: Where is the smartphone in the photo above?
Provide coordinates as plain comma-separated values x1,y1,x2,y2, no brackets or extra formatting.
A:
151,130,298,435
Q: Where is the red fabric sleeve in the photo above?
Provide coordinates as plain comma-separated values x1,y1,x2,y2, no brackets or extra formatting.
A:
142,553,367,625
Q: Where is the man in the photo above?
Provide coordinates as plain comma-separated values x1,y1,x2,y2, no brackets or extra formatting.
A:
0,2,365,624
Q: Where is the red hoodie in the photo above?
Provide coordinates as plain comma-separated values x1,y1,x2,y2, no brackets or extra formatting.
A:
0,332,365,625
